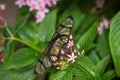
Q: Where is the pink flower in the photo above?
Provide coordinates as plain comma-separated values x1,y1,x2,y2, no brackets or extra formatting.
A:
0,4,6,26
67,40,74,48
0,52,3,63
38,7,49,13
15,0,26,8
91,0,105,13
16,0,59,23
96,0,105,9
98,22,104,35
67,35,74,48
26,0,32,6
51,0,58,5
103,18,110,29
0,4,6,11
42,0,52,7
35,11,45,23
28,0,40,11
68,52,77,62
98,18,110,35
37,0,46,7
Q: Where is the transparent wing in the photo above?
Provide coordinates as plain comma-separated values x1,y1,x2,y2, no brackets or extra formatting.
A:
35,16,74,75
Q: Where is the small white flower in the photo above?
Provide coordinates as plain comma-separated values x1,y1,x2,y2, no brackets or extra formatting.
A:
68,52,77,63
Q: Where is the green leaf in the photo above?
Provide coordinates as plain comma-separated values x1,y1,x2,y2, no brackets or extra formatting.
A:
18,24,41,44
73,76,91,80
18,22,46,52
0,65,35,80
87,43,97,51
50,70,66,80
102,70,116,80
75,13,97,36
77,21,98,51
73,65,92,80
109,11,120,77
8,48,38,69
38,9,57,42
18,9,57,45
14,13,30,35
75,56,96,80
97,29,110,58
88,51,100,66
17,10,57,52
50,68,73,80
3,41,15,66
95,55,110,75
59,3,84,34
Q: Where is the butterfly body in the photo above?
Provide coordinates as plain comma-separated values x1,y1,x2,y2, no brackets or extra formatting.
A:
35,16,74,75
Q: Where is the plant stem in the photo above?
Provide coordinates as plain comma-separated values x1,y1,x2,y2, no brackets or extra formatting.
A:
5,26,14,38
14,37,42,52
4,26,42,53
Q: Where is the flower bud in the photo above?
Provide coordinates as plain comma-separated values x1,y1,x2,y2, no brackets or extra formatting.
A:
0,4,6,28
77,44,80,51
0,51,3,63
0,17,5,27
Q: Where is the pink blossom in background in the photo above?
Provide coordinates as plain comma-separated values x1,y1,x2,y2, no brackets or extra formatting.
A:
38,7,49,13
98,22,104,35
37,0,46,7
0,52,3,63
103,18,110,29
91,0,105,13
0,4,6,26
96,0,105,9
15,0,26,8
26,0,32,6
98,18,110,35
42,0,52,7
35,11,45,23
51,0,58,5
0,4,6,11
28,0,40,11
15,0,59,23
0,4,6,14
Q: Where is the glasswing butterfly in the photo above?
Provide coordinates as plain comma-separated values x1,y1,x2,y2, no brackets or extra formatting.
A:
35,15,74,75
